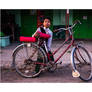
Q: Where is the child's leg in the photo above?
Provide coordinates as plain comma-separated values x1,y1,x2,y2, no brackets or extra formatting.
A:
35,50,43,73
48,51,54,62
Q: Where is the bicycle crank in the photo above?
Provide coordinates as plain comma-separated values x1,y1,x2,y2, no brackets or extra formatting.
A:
48,63,57,72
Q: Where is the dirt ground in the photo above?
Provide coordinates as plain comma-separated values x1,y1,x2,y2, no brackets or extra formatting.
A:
1,64,92,83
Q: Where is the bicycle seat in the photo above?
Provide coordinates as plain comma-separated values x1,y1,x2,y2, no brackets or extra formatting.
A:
20,36,36,42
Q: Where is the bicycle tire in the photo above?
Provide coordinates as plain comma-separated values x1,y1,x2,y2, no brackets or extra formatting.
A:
12,43,47,78
71,45,92,81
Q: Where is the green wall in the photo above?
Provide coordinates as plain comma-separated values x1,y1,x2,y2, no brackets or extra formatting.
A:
20,10,92,39
21,10,53,37
73,10,92,39
21,10,37,37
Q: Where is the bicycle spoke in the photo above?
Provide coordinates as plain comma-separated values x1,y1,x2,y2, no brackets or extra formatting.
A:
72,45,92,81
30,47,37,58
77,48,87,63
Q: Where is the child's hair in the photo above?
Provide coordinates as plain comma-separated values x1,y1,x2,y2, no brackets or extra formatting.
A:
42,16,51,23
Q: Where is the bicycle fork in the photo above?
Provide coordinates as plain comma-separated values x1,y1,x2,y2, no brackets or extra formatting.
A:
71,46,80,78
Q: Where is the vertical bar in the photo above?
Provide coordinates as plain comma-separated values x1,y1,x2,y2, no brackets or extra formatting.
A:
66,9,69,39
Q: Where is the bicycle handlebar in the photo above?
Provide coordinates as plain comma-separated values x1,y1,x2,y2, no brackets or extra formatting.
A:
56,20,81,31
54,20,81,36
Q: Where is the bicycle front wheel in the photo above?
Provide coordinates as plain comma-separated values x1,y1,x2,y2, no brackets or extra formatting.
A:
13,43,47,78
71,45,92,81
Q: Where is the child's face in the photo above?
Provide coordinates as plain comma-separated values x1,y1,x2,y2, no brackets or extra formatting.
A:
43,19,51,28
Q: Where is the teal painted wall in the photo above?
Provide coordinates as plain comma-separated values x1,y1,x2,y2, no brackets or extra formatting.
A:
53,10,73,39
7,10,21,27
53,10,62,25
53,10,73,26
15,11,21,27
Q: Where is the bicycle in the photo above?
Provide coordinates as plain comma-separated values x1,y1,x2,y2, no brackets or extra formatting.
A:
12,20,92,81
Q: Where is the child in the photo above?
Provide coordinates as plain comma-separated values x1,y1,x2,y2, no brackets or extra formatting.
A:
32,17,54,74
32,17,53,52
32,16,54,62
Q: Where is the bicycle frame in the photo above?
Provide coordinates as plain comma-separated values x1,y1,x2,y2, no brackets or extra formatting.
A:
53,35,74,63
38,30,75,65
42,20,81,65
37,20,81,66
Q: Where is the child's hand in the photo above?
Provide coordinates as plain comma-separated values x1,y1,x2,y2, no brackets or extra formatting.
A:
34,32,40,38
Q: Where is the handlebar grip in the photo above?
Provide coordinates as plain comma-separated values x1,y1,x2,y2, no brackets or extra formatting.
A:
74,20,81,24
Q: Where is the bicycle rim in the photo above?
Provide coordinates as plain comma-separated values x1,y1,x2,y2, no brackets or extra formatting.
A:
73,45,92,81
13,43,47,78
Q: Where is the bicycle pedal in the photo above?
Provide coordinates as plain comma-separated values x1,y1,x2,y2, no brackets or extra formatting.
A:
72,70,80,78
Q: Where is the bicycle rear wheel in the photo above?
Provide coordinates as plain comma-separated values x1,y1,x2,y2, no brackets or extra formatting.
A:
71,45,92,81
13,43,47,78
